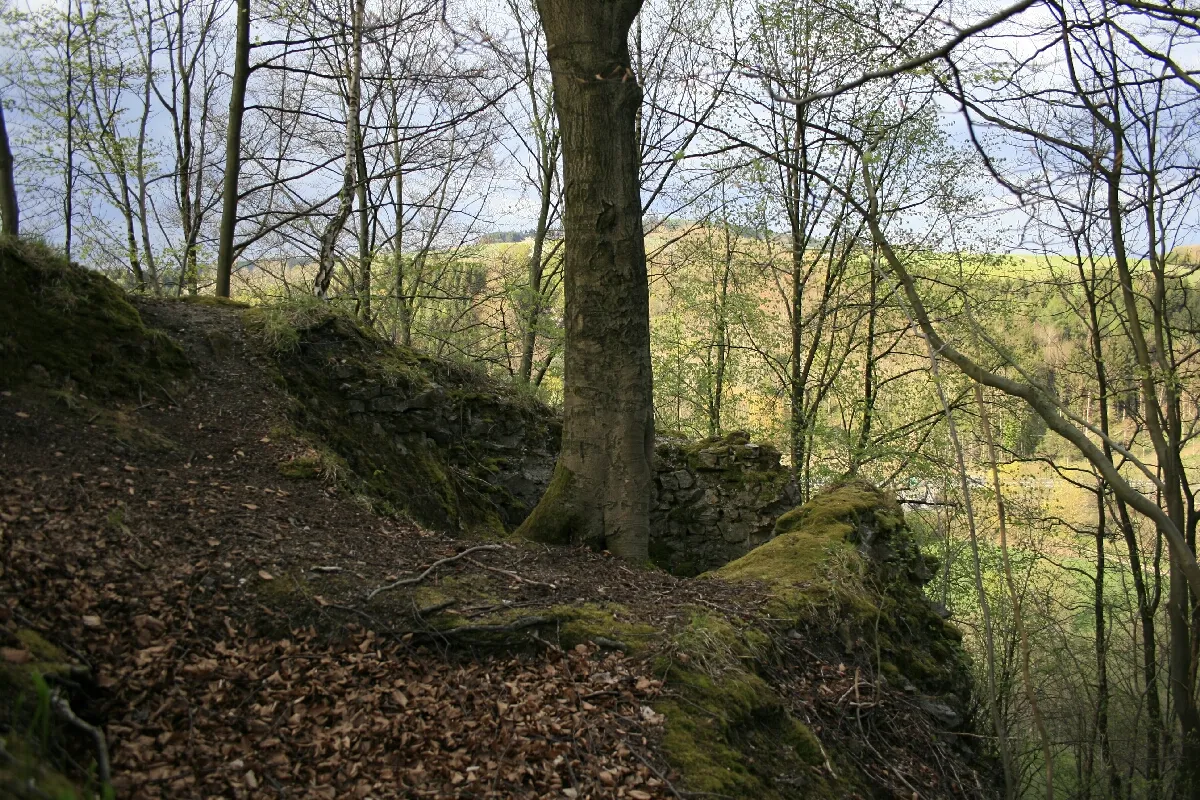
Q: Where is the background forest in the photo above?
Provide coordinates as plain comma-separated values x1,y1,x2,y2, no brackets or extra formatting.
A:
2,0,1199,797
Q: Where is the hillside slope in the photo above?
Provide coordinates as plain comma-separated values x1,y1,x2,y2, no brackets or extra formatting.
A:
0,241,995,799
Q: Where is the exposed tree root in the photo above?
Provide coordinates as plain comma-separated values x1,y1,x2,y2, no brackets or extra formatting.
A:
367,544,503,599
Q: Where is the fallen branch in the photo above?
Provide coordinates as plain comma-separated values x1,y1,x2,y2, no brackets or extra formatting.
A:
815,736,838,779
367,545,502,600
464,557,558,590
591,636,629,653
50,690,110,784
155,382,181,409
414,599,458,617
409,615,556,642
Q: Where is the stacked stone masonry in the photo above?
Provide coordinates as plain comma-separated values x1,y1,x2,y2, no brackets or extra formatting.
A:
650,431,799,576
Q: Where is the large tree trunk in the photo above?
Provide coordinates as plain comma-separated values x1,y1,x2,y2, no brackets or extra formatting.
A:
0,101,17,236
517,0,653,560
214,0,250,298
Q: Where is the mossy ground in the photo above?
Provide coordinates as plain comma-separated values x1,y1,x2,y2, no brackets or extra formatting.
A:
621,605,838,799
513,463,578,546
0,237,189,398
0,262,974,796
0,630,104,799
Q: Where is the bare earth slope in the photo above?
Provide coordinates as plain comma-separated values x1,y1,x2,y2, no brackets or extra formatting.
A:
0,244,995,799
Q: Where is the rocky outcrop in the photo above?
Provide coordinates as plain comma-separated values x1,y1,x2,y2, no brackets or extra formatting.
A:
252,311,561,533
716,479,971,713
650,431,798,575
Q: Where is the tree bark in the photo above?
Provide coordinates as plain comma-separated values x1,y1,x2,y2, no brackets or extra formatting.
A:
0,101,17,236
314,0,365,299
519,134,557,383
214,0,250,298
517,0,653,560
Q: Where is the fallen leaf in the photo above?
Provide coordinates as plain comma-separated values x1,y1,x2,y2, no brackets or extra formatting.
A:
258,570,274,581
82,614,103,628
2,647,31,664
242,503,258,511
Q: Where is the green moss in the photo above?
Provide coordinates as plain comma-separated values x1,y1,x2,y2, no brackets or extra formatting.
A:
712,480,914,620
630,605,838,797
0,237,189,398
1,629,76,697
14,631,65,664
514,464,577,546
552,603,658,653
277,455,322,479
655,656,833,798
242,296,353,354
0,630,96,799
247,302,548,534
714,480,970,697
1,732,85,799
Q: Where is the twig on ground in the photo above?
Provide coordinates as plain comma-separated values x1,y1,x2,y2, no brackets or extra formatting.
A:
527,630,561,651
622,738,685,800
815,735,838,779
50,690,110,784
367,545,502,599
590,636,629,652
409,615,556,642
464,557,558,590
155,382,181,409
414,599,458,617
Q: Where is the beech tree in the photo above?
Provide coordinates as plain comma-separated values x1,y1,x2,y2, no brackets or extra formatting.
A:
0,99,16,236
516,0,654,560
214,0,249,298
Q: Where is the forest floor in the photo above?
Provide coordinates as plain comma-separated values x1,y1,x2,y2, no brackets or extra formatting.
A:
1,297,984,800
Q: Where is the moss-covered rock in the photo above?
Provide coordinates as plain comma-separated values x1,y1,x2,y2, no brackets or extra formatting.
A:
714,479,970,698
244,304,560,533
0,237,189,397
651,608,843,798
641,483,976,796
